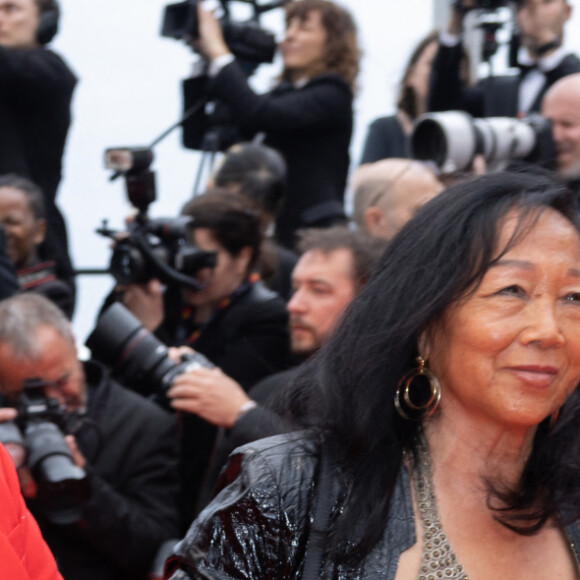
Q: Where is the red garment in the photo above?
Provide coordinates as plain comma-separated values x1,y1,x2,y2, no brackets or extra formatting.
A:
0,443,62,579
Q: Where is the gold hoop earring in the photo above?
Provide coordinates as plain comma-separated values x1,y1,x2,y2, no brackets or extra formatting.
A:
394,356,441,421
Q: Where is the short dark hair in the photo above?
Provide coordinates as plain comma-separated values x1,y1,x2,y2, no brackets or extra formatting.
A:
283,0,360,88
181,189,262,272
0,174,45,219
296,226,387,289
214,143,287,218
281,171,580,563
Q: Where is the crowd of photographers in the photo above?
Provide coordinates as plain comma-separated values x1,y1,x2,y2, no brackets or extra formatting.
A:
1,0,580,578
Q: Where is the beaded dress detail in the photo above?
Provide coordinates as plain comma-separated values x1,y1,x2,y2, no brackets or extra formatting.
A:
412,435,469,580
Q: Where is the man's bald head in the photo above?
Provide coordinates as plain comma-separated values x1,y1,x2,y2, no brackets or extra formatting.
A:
352,159,443,240
542,73,580,180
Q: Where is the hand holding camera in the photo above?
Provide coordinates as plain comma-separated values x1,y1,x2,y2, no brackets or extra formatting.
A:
0,384,90,524
196,2,231,61
167,365,252,428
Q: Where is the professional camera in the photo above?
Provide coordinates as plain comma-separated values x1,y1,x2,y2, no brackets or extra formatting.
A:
162,0,285,65
86,302,215,401
0,379,89,524
410,111,555,174
98,147,217,287
171,0,289,155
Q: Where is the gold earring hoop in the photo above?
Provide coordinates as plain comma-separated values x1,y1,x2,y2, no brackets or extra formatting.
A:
394,356,441,421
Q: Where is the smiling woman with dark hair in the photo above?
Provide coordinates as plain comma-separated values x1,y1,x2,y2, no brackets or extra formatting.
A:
166,171,580,579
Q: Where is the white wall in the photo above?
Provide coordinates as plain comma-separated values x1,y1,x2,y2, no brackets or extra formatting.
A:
51,0,579,342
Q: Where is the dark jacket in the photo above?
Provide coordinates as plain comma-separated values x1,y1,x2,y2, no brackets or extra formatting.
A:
0,45,77,286
182,62,353,248
31,361,181,580
165,433,580,579
158,280,290,526
359,115,408,164
428,43,580,117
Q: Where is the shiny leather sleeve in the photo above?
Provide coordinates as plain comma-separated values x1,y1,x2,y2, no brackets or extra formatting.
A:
165,434,318,579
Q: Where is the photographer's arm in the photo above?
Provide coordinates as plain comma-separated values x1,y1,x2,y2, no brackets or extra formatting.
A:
210,60,352,132
168,367,253,428
196,3,231,62
428,0,486,116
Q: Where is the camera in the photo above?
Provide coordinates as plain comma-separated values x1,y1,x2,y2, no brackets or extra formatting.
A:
410,111,555,173
99,147,217,287
0,379,89,524
162,0,284,65
86,302,215,401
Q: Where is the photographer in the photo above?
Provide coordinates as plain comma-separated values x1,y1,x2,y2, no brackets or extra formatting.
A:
0,0,77,300
0,174,74,318
210,141,298,301
119,189,290,520
0,294,180,580
428,0,580,117
185,0,359,249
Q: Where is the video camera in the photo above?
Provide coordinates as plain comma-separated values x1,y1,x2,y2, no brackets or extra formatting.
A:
169,0,289,155
162,0,285,66
97,147,217,288
410,111,555,174
86,302,214,402
0,379,89,524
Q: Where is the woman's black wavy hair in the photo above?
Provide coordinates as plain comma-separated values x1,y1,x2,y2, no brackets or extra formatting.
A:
278,171,580,562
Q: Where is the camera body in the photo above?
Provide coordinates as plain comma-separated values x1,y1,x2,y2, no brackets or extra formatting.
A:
0,379,89,524
87,302,215,401
101,215,216,286
100,147,217,288
410,111,555,173
161,0,278,65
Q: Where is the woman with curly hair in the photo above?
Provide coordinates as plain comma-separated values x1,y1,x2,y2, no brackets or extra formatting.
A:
189,0,360,249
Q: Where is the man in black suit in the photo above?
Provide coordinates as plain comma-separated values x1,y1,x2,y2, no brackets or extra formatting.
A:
428,0,580,118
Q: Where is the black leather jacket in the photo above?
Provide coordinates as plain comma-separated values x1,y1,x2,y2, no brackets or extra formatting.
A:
164,432,580,579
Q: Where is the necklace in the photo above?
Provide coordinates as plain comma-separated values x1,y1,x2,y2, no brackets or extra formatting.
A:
411,435,469,580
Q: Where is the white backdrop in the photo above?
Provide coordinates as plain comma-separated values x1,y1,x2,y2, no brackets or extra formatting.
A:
50,0,580,341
